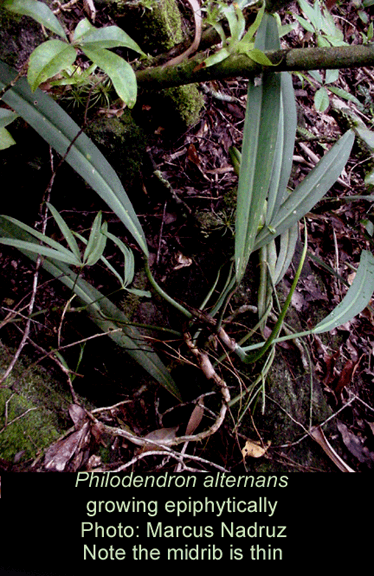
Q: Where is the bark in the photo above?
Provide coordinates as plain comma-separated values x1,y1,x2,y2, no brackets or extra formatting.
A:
136,43,374,89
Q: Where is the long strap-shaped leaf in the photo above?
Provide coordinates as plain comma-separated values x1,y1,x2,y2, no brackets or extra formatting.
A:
240,249,374,353
0,216,181,400
313,249,374,333
234,13,281,284
266,71,297,224
254,129,355,251
0,60,148,257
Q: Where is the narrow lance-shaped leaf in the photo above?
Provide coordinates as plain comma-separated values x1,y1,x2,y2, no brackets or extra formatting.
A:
0,216,181,400
0,60,148,256
272,223,299,285
0,214,80,261
3,0,67,39
254,129,355,251
104,230,135,287
83,213,108,266
313,250,374,334
234,13,281,283
266,72,297,224
46,202,81,262
0,236,81,265
241,249,374,351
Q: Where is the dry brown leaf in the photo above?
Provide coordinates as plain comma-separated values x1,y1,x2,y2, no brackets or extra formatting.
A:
241,438,271,459
334,360,355,396
337,420,374,466
309,425,355,472
185,398,204,436
174,251,192,270
43,404,92,471
44,422,91,472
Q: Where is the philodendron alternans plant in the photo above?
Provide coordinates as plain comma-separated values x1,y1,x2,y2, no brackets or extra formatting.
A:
0,3,373,443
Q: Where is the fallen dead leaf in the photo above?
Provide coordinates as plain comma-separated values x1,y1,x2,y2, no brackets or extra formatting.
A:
174,251,193,270
185,398,204,436
241,438,271,459
337,420,374,466
309,425,355,472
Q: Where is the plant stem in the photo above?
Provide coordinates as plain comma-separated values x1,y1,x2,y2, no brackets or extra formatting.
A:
143,259,192,319
234,221,308,364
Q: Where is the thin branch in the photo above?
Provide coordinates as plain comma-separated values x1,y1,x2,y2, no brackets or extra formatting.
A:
136,44,374,90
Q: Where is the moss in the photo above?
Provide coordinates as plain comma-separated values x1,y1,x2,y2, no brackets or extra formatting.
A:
107,0,204,129
0,387,61,463
112,0,183,53
0,343,75,465
85,111,147,190
164,84,205,127
0,341,99,467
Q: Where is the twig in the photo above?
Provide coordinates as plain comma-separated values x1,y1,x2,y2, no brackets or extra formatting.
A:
0,149,55,387
105,448,228,473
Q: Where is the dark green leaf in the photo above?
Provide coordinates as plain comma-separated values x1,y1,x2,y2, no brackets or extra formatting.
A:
3,0,67,39
81,46,137,108
0,61,148,256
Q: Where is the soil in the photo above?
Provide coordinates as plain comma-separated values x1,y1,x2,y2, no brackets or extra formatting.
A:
1,0,374,473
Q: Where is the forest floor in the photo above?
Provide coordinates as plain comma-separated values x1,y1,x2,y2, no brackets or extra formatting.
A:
1,0,374,473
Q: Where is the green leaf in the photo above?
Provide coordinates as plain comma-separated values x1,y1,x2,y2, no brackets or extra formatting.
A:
241,1,266,44
3,0,67,39
314,86,329,111
0,215,181,400
203,48,231,68
234,13,281,284
321,7,344,40
313,250,374,333
75,19,144,55
49,63,97,87
266,72,297,224
0,236,81,265
83,213,108,266
246,48,275,66
295,15,315,33
27,40,77,92
0,127,16,149
0,108,18,128
104,230,135,287
221,3,242,41
254,130,355,251
272,224,299,285
298,0,320,30
325,68,339,84
0,108,18,148
0,214,79,258
328,86,362,107
81,46,137,108
0,60,148,256
72,17,96,41
46,202,81,262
